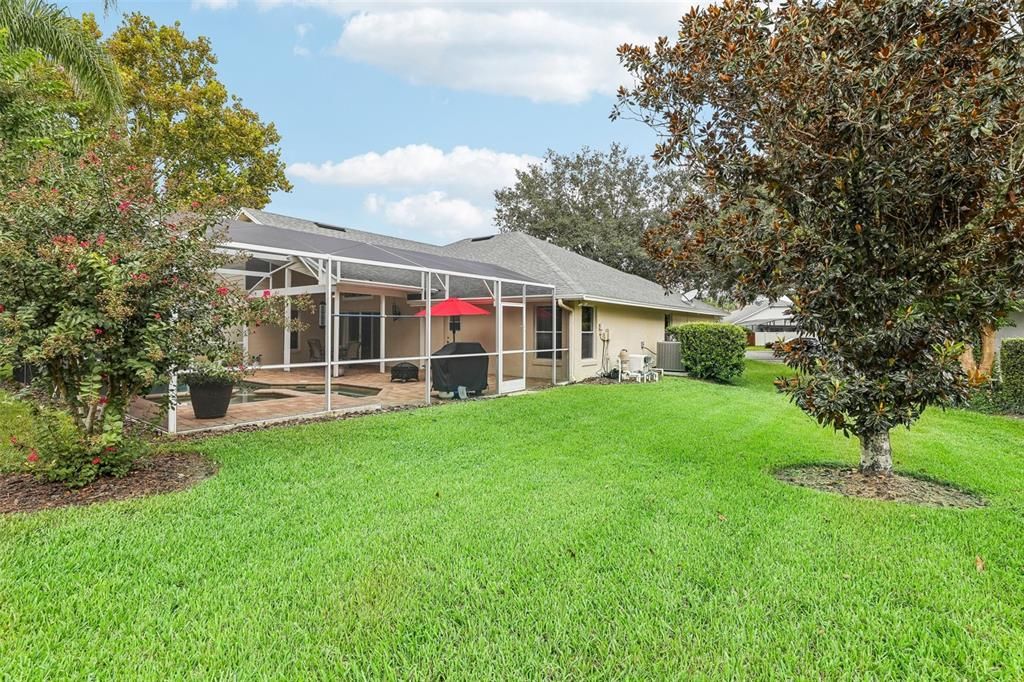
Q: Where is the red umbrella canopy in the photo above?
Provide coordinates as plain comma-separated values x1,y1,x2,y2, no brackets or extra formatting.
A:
415,297,490,317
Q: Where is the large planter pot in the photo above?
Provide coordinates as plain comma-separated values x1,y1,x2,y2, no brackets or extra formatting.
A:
189,380,234,419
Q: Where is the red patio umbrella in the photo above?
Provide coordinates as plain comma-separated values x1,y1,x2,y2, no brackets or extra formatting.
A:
415,297,490,340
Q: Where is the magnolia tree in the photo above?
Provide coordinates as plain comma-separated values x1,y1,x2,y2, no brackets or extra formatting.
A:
615,0,1024,473
0,143,288,483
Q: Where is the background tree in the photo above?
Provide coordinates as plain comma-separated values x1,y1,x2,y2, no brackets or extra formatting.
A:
615,0,1024,474
0,0,120,116
494,143,687,281
0,30,99,169
87,12,290,209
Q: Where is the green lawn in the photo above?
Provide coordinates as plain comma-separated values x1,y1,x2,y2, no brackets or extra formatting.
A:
0,391,33,470
2,361,1023,679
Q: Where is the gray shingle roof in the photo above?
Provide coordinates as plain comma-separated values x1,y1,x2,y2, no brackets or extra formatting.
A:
225,220,541,292
723,297,793,325
446,232,723,316
236,208,724,316
239,207,450,254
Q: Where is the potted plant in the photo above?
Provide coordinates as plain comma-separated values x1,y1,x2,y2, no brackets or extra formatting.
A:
179,357,248,420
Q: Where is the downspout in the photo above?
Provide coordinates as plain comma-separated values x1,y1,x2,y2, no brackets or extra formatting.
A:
557,299,574,382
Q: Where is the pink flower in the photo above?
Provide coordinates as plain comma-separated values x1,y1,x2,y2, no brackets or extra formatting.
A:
67,263,77,272
94,328,103,336
104,446,117,453
96,233,106,247
92,457,102,466
109,254,120,265
126,165,137,171
98,396,108,405
153,313,162,320
262,290,272,299
9,435,17,446
27,450,39,463
216,286,230,296
117,200,131,213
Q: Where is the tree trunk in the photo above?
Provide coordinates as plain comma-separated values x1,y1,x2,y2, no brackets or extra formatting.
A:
859,430,892,474
960,343,977,376
960,322,999,384
978,322,997,378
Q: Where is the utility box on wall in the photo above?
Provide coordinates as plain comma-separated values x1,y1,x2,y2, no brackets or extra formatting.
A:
656,341,683,372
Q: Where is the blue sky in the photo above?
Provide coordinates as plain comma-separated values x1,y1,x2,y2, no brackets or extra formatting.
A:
73,1,696,244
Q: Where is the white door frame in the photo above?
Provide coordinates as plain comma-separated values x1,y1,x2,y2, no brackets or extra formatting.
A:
498,299,526,394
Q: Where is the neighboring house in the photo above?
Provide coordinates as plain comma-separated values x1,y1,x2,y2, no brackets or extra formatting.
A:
232,208,723,382
996,310,1024,358
723,296,801,346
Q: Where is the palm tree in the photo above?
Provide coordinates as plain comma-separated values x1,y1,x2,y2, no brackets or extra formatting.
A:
0,0,122,117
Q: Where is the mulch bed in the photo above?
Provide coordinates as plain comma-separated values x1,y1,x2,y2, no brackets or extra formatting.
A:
0,452,217,515
774,465,987,508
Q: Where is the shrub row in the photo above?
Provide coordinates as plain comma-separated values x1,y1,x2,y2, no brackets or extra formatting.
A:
1000,338,1024,412
667,322,746,382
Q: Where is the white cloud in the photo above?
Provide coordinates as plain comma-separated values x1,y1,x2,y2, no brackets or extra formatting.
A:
364,191,492,241
295,22,312,38
293,45,311,57
332,7,648,103
194,2,703,103
287,144,539,193
191,0,237,9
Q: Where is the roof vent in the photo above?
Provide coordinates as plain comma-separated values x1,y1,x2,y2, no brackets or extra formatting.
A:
314,221,346,232
470,235,495,242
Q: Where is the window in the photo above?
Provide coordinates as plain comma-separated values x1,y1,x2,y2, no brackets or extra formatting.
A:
289,308,300,351
535,306,563,359
580,306,595,359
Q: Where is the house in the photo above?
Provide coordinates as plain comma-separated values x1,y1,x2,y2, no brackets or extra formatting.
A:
723,296,800,346
996,310,1024,361
143,208,723,434
234,208,722,379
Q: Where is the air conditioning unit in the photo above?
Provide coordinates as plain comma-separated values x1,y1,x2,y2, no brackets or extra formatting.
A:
656,341,683,372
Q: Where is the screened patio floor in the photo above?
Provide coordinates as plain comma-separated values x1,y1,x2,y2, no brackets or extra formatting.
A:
132,366,553,434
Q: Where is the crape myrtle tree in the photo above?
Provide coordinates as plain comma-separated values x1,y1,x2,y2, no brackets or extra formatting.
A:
0,141,290,484
615,0,1024,473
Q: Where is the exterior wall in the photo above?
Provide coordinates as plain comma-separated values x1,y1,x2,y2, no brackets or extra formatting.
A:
752,330,802,346
996,311,1024,360
568,301,677,381
244,290,565,382
243,279,718,386
669,312,714,328
419,299,566,382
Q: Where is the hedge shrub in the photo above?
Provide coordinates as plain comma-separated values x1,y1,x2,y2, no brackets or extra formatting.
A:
1001,338,1024,412
667,322,746,382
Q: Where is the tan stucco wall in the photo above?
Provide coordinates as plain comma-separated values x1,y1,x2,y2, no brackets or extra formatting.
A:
245,286,722,385
563,303,716,381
